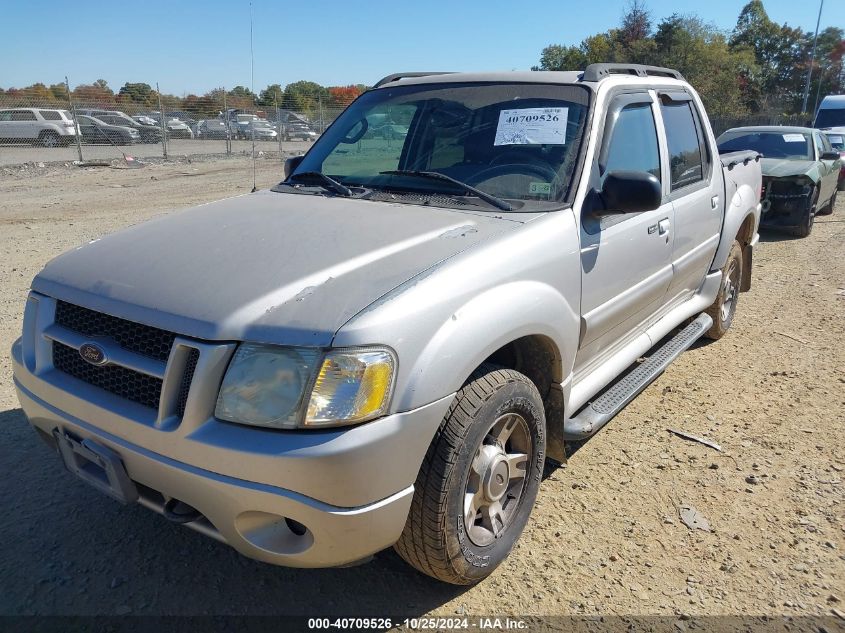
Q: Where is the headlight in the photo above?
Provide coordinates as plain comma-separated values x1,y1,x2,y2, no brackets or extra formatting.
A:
214,344,396,430
215,344,320,428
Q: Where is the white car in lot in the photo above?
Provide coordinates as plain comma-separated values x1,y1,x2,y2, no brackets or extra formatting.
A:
0,108,78,147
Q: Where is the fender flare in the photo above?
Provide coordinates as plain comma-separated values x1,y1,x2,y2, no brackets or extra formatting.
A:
711,180,760,273
393,280,578,413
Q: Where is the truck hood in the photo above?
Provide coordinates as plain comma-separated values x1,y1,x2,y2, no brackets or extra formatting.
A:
33,190,520,346
761,158,819,180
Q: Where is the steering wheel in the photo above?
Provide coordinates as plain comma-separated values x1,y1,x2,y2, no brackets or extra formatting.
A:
467,162,561,189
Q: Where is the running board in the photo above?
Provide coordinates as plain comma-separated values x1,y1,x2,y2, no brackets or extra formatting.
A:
563,313,712,440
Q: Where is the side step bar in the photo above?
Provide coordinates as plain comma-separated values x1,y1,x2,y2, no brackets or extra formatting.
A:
563,313,713,440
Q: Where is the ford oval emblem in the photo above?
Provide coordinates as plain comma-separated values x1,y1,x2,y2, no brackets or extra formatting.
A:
79,342,107,366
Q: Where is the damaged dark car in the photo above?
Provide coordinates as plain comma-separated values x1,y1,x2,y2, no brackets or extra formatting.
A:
717,126,840,237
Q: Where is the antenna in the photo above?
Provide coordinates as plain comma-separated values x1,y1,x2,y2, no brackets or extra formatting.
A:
250,1,257,192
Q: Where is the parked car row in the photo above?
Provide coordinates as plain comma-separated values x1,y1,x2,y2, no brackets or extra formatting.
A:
0,107,321,147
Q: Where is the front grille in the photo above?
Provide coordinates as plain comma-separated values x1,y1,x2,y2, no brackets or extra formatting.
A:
53,341,163,410
176,349,200,417
55,301,175,362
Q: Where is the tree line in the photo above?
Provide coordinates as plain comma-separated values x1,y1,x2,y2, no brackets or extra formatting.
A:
0,79,368,119
534,0,844,117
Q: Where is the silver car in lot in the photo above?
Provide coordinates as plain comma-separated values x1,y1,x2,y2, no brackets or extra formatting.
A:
0,107,78,147
12,65,761,585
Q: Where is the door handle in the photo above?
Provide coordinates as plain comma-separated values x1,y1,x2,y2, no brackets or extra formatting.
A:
658,218,671,235
711,195,719,209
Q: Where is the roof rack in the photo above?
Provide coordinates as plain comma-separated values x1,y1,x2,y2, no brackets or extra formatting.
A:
581,63,684,82
372,72,456,89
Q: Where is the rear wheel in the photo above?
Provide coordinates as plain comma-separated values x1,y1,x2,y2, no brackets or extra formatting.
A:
704,240,743,340
39,131,60,148
394,365,545,585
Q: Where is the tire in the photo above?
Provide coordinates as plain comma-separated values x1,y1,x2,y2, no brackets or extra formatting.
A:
39,131,60,148
704,240,743,340
793,189,817,237
817,188,837,216
394,364,546,585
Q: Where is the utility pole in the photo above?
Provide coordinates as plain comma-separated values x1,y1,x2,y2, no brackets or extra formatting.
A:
801,0,824,115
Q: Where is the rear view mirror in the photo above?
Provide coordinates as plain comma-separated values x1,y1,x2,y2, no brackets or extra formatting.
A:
600,171,662,214
820,151,840,161
341,118,368,144
284,155,304,180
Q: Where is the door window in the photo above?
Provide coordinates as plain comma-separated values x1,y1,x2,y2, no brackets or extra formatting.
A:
660,100,707,190
604,103,661,181
11,110,37,121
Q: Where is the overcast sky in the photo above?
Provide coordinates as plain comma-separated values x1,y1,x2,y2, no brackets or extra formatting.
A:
2,0,842,94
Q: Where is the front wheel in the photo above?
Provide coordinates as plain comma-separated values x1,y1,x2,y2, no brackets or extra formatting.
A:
704,240,743,340
39,131,60,148
394,365,545,585
817,189,837,216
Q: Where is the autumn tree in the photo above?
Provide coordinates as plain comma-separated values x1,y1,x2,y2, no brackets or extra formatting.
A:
327,85,363,108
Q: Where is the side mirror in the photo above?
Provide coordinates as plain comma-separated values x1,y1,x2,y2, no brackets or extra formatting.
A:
599,171,662,214
820,151,840,161
283,155,305,180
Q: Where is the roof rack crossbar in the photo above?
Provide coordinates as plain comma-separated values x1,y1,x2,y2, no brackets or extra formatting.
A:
372,72,456,89
581,63,684,82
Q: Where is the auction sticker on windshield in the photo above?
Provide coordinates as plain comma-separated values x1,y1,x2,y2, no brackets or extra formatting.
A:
494,107,568,145
782,133,806,143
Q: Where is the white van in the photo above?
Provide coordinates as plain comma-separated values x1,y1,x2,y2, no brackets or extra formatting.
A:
814,95,845,129
0,108,78,147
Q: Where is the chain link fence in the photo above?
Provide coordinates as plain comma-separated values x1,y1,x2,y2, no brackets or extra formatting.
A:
0,83,349,167
0,81,818,167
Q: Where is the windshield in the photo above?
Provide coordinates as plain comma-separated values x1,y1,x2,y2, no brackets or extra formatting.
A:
287,82,590,210
717,131,812,160
815,108,845,129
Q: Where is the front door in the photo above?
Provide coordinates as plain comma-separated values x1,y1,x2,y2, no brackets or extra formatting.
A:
575,92,674,374
815,131,838,206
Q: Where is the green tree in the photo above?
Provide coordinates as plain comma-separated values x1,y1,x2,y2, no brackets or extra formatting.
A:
283,80,328,116
118,82,155,104
729,0,804,112
256,83,284,106
653,15,756,116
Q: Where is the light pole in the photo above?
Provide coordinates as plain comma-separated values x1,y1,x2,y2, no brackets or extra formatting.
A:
801,0,824,115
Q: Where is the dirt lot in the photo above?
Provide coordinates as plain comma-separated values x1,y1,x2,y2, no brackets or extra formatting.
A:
0,158,843,624
0,138,314,167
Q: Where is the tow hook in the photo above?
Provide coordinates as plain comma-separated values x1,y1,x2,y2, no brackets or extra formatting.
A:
163,498,203,524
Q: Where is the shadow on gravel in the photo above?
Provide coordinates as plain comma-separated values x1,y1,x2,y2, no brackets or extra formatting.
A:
0,408,468,617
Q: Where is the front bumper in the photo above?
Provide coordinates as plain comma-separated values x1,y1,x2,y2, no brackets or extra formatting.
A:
760,182,814,229
12,336,453,567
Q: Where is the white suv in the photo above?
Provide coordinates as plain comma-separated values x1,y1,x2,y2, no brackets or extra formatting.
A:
0,108,78,147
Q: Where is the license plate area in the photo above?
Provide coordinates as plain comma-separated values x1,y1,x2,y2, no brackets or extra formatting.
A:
53,429,139,505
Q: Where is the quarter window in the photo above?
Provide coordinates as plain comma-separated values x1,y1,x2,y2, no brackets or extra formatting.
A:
604,103,661,181
660,100,706,190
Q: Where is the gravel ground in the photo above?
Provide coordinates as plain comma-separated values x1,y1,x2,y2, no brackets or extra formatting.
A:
0,138,313,166
0,158,843,624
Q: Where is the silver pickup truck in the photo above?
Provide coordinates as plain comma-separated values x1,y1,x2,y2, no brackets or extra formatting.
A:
12,64,761,585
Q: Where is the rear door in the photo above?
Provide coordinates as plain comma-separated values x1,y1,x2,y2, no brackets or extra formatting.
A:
576,92,674,371
658,93,722,300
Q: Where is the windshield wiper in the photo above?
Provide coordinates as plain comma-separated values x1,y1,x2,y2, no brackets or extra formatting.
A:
288,171,353,197
380,170,513,211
